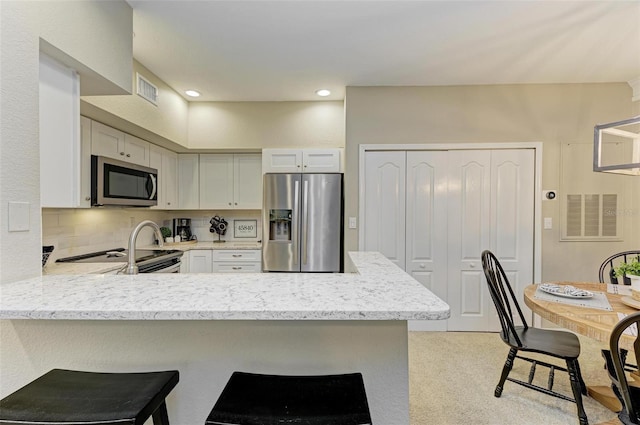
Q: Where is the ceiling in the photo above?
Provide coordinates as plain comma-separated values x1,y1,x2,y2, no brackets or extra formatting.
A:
128,1,640,102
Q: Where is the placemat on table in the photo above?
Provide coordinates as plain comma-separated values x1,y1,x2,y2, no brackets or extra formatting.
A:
534,286,613,311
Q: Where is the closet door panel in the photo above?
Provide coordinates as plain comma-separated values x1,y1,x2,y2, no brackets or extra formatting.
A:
406,151,448,298
491,149,535,326
406,151,448,331
363,152,406,268
447,150,492,331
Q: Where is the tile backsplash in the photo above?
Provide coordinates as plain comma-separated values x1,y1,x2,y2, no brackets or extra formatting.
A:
171,210,261,243
42,208,262,262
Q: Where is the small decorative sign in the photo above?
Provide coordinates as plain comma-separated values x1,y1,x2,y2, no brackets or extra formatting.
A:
234,219,257,238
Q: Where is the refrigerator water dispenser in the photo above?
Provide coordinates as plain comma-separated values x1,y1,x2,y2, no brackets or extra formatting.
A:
269,209,292,241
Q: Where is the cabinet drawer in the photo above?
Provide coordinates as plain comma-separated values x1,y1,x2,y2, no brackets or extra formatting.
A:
212,250,261,262
212,262,261,273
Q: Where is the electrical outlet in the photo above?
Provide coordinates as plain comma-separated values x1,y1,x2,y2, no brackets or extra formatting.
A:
348,217,357,229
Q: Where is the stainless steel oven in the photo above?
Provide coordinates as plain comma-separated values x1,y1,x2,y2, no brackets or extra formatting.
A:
57,248,183,274
91,155,158,207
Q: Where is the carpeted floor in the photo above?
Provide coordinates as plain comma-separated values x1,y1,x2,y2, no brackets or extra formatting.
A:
408,331,627,425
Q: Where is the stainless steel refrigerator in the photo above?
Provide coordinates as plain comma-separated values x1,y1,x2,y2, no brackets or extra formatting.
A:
262,173,343,272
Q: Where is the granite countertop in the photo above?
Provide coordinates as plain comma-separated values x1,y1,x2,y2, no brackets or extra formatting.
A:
1,252,450,321
44,241,262,275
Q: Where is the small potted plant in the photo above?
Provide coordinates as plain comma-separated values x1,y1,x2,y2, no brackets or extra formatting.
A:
614,257,640,300
160,226,173,243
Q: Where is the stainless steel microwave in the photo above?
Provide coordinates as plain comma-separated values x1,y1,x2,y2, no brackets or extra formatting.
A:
91,155,158,207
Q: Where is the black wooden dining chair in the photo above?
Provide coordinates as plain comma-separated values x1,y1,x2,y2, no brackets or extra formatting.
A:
599,251,640,285
602,312,640,424
599,251,640,373
0,368,179,425
481,250,588,425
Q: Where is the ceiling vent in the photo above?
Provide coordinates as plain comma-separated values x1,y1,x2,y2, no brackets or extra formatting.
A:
136,73,158,106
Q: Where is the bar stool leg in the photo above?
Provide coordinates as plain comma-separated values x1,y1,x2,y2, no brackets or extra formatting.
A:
152,401,170,425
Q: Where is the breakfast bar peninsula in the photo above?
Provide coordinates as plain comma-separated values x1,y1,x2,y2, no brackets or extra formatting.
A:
0,252,449,424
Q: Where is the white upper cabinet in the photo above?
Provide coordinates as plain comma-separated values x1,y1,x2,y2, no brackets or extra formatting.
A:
163,149,178,209
39,54,84,208
123,134,151,166
262,148,342,173
200,154,234,209
178,154,200,209
78,116,92,207
150,144,178,209
200,154,262,209
261,149,302,172
302,149,341,172
91,121,150,166
234,154,263,209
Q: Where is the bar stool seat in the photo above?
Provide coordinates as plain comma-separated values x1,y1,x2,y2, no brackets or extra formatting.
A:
205,371,372,425
0,368,179,425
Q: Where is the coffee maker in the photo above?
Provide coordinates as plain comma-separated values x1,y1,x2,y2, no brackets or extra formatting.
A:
173,218,193,241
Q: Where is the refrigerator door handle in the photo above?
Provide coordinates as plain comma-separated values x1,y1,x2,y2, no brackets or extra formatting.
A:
302,179,309,265
292,179,300,266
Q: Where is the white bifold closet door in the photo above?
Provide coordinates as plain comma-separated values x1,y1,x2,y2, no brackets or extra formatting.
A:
363,149,534,332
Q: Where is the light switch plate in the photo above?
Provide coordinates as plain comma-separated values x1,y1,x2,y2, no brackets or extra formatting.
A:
348,217,357,229
544,217,553,229
8,201,30,232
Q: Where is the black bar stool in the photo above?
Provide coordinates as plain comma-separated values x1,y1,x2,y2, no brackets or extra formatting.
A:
0,368,179,425
205,371,372,425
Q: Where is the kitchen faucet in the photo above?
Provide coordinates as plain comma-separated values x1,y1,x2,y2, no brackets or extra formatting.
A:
125,220,164,274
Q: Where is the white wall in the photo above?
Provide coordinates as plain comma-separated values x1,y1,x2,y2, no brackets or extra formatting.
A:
188,101,345,150
0,0,132,284
344,84,640,283
82,60,190,150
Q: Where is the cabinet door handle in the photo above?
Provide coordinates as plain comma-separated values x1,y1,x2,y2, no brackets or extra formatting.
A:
232,254,242,258
120,152,125,156
228,202,232,206
126,154,131,157
232,267,242,270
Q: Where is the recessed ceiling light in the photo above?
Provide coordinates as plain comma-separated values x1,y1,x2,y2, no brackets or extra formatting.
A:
185,90,200,97
315,89,331,97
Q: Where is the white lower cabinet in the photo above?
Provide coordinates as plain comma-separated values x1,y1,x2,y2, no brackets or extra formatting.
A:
212,250,261,273
188,250,213,273
179,252,190,273
184,249,262,273
212,262,262,273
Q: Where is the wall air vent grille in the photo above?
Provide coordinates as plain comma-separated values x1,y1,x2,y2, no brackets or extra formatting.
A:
564,193,619,240
136,73,158,106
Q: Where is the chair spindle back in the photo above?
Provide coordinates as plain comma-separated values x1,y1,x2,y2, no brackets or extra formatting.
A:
599,251,640,285
482,250,529,347
609,312,640,424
